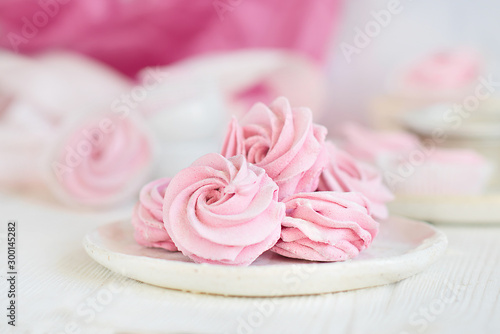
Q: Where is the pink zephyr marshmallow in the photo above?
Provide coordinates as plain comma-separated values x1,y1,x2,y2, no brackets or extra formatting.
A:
272,192,379,262
46,111,154,208
403,50,480,91
163,153,285,266
132,178,177,251
341,123,420,164
221,96,329,201
318,141,394,220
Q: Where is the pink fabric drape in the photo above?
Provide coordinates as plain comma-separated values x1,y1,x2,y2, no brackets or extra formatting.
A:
0,0,342,76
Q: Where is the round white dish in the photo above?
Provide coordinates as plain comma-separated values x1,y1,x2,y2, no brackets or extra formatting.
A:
389,193,500,224
83,216,447,297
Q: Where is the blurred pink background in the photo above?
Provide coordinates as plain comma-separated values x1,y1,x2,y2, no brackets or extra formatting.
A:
0,0,342,76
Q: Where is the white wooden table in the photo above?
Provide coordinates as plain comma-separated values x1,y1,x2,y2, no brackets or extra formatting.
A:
1,189,499,334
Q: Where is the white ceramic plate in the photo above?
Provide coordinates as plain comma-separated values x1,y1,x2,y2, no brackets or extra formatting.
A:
83,216,447,297
389,193,500,224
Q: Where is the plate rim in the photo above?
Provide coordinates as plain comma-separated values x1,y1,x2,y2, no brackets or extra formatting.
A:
389,193,500,224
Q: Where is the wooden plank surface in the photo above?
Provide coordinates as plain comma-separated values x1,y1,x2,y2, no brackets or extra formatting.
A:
1,191,499,334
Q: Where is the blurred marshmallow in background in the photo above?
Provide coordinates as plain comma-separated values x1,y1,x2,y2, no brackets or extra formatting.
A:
0,51,155,208
45,110,155,208
322,0,500,197
0,51,132,122
144,50,327,118
372,49,482,130
336,123,494,197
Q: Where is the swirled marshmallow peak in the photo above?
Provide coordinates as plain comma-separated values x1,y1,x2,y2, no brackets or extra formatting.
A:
163,153,285,266
318,141,394,220
221,96,328,200
271,192,379,262
132,178,177,251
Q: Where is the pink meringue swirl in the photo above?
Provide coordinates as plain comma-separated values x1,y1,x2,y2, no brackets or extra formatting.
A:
403,50,480,91
271,192,379,262
47,112,154,207
163,153,285,266
221,96,328,201
318,142,394,220
132,178,177,251
341,123,419,164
